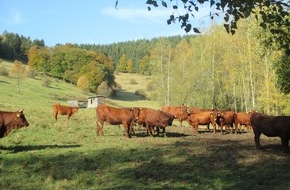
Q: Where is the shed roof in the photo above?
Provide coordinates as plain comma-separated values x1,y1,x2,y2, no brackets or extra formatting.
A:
88,95,106,99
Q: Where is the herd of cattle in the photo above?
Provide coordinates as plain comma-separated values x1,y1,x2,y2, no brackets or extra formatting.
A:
0,104,290,153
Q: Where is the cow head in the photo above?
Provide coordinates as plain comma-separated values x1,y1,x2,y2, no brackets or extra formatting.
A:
15,109,29,127
73,107,79,113
180,105,188,114
131,107,140,121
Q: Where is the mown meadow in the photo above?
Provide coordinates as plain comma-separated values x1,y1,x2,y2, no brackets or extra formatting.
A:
0,60,290,190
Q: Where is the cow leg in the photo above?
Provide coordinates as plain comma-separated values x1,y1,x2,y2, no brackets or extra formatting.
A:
156,127,160,136
123,124,131,139
234,123,238,134
162,128,166,137
220,122,224,135
53,112,58,121
138,124,142,131
253,130,262,150
145,123,150,136
193,124,198,134
213,123,216,134
150,126,155,137
130,122,135,135
280,137,289,153
96,120,104,136
179,120,183,128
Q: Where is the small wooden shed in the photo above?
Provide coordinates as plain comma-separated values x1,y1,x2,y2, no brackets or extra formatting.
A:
87,95,105,108
67,100,87,108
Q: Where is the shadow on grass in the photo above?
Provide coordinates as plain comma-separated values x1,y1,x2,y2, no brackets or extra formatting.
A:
111,91,143,101
0,144,81,153
132,131,190,138
1,137,290,190
0,80,9,84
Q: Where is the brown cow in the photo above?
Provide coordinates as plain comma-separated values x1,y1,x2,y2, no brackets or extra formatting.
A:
137,108,175,137
215,111,235,134
250,112,290,153
0,109,29,138
96,104,140,138
186,111,216,134
52,103,78,121
161,105,188,127
189,107,218,131
234,112,253,134
189,107,216,114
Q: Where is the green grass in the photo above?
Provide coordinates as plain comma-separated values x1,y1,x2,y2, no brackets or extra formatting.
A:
1,60,290,190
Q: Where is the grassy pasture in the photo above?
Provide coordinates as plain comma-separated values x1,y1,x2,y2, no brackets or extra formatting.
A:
0,60,290,190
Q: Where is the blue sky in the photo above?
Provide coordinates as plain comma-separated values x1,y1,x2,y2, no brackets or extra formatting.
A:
0,0,213,46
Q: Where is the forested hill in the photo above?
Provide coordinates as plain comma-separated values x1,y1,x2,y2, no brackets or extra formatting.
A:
75,35,192,73
1,20,289,115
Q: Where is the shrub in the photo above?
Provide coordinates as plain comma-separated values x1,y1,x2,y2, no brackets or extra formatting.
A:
114,83,122,91
146,82,155,91
135,89,146,100
42,79,52,87
0,66,9,76
130,79,138,85
97,81,110,97
26,69,37,78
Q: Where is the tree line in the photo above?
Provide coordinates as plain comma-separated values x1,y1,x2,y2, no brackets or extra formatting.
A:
0,15,289,114
148,19,289,114
0,31,45,63
27,43,115,94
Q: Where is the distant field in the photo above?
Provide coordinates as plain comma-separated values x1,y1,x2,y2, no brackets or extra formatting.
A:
1,59,290,190
113,72,159,108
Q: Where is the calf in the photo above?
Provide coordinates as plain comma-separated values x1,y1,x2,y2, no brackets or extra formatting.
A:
137,108,175,137
250,112,290,153
0,109,29,138
96,104,140,138
53,103,78,121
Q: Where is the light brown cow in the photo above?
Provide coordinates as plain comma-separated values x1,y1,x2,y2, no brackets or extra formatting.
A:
234,112,253,134
96,104,140,138
188,107,218,131
186,111,216,134
0,109,29,138
161,105,188,127
189,107,216,114
52,103,78,121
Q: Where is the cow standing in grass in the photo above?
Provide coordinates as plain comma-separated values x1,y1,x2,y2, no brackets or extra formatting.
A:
161,105,188,127
186,111,216,134
234,112,253,133
215,111,235,134
0,109,29,138
137,108,175,137
52,103,78,121
250,112,290,153
96,104,140,139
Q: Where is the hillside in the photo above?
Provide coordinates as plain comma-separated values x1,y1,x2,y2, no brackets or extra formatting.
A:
113,72,158,108
1,60,289,190
0,60,158,110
